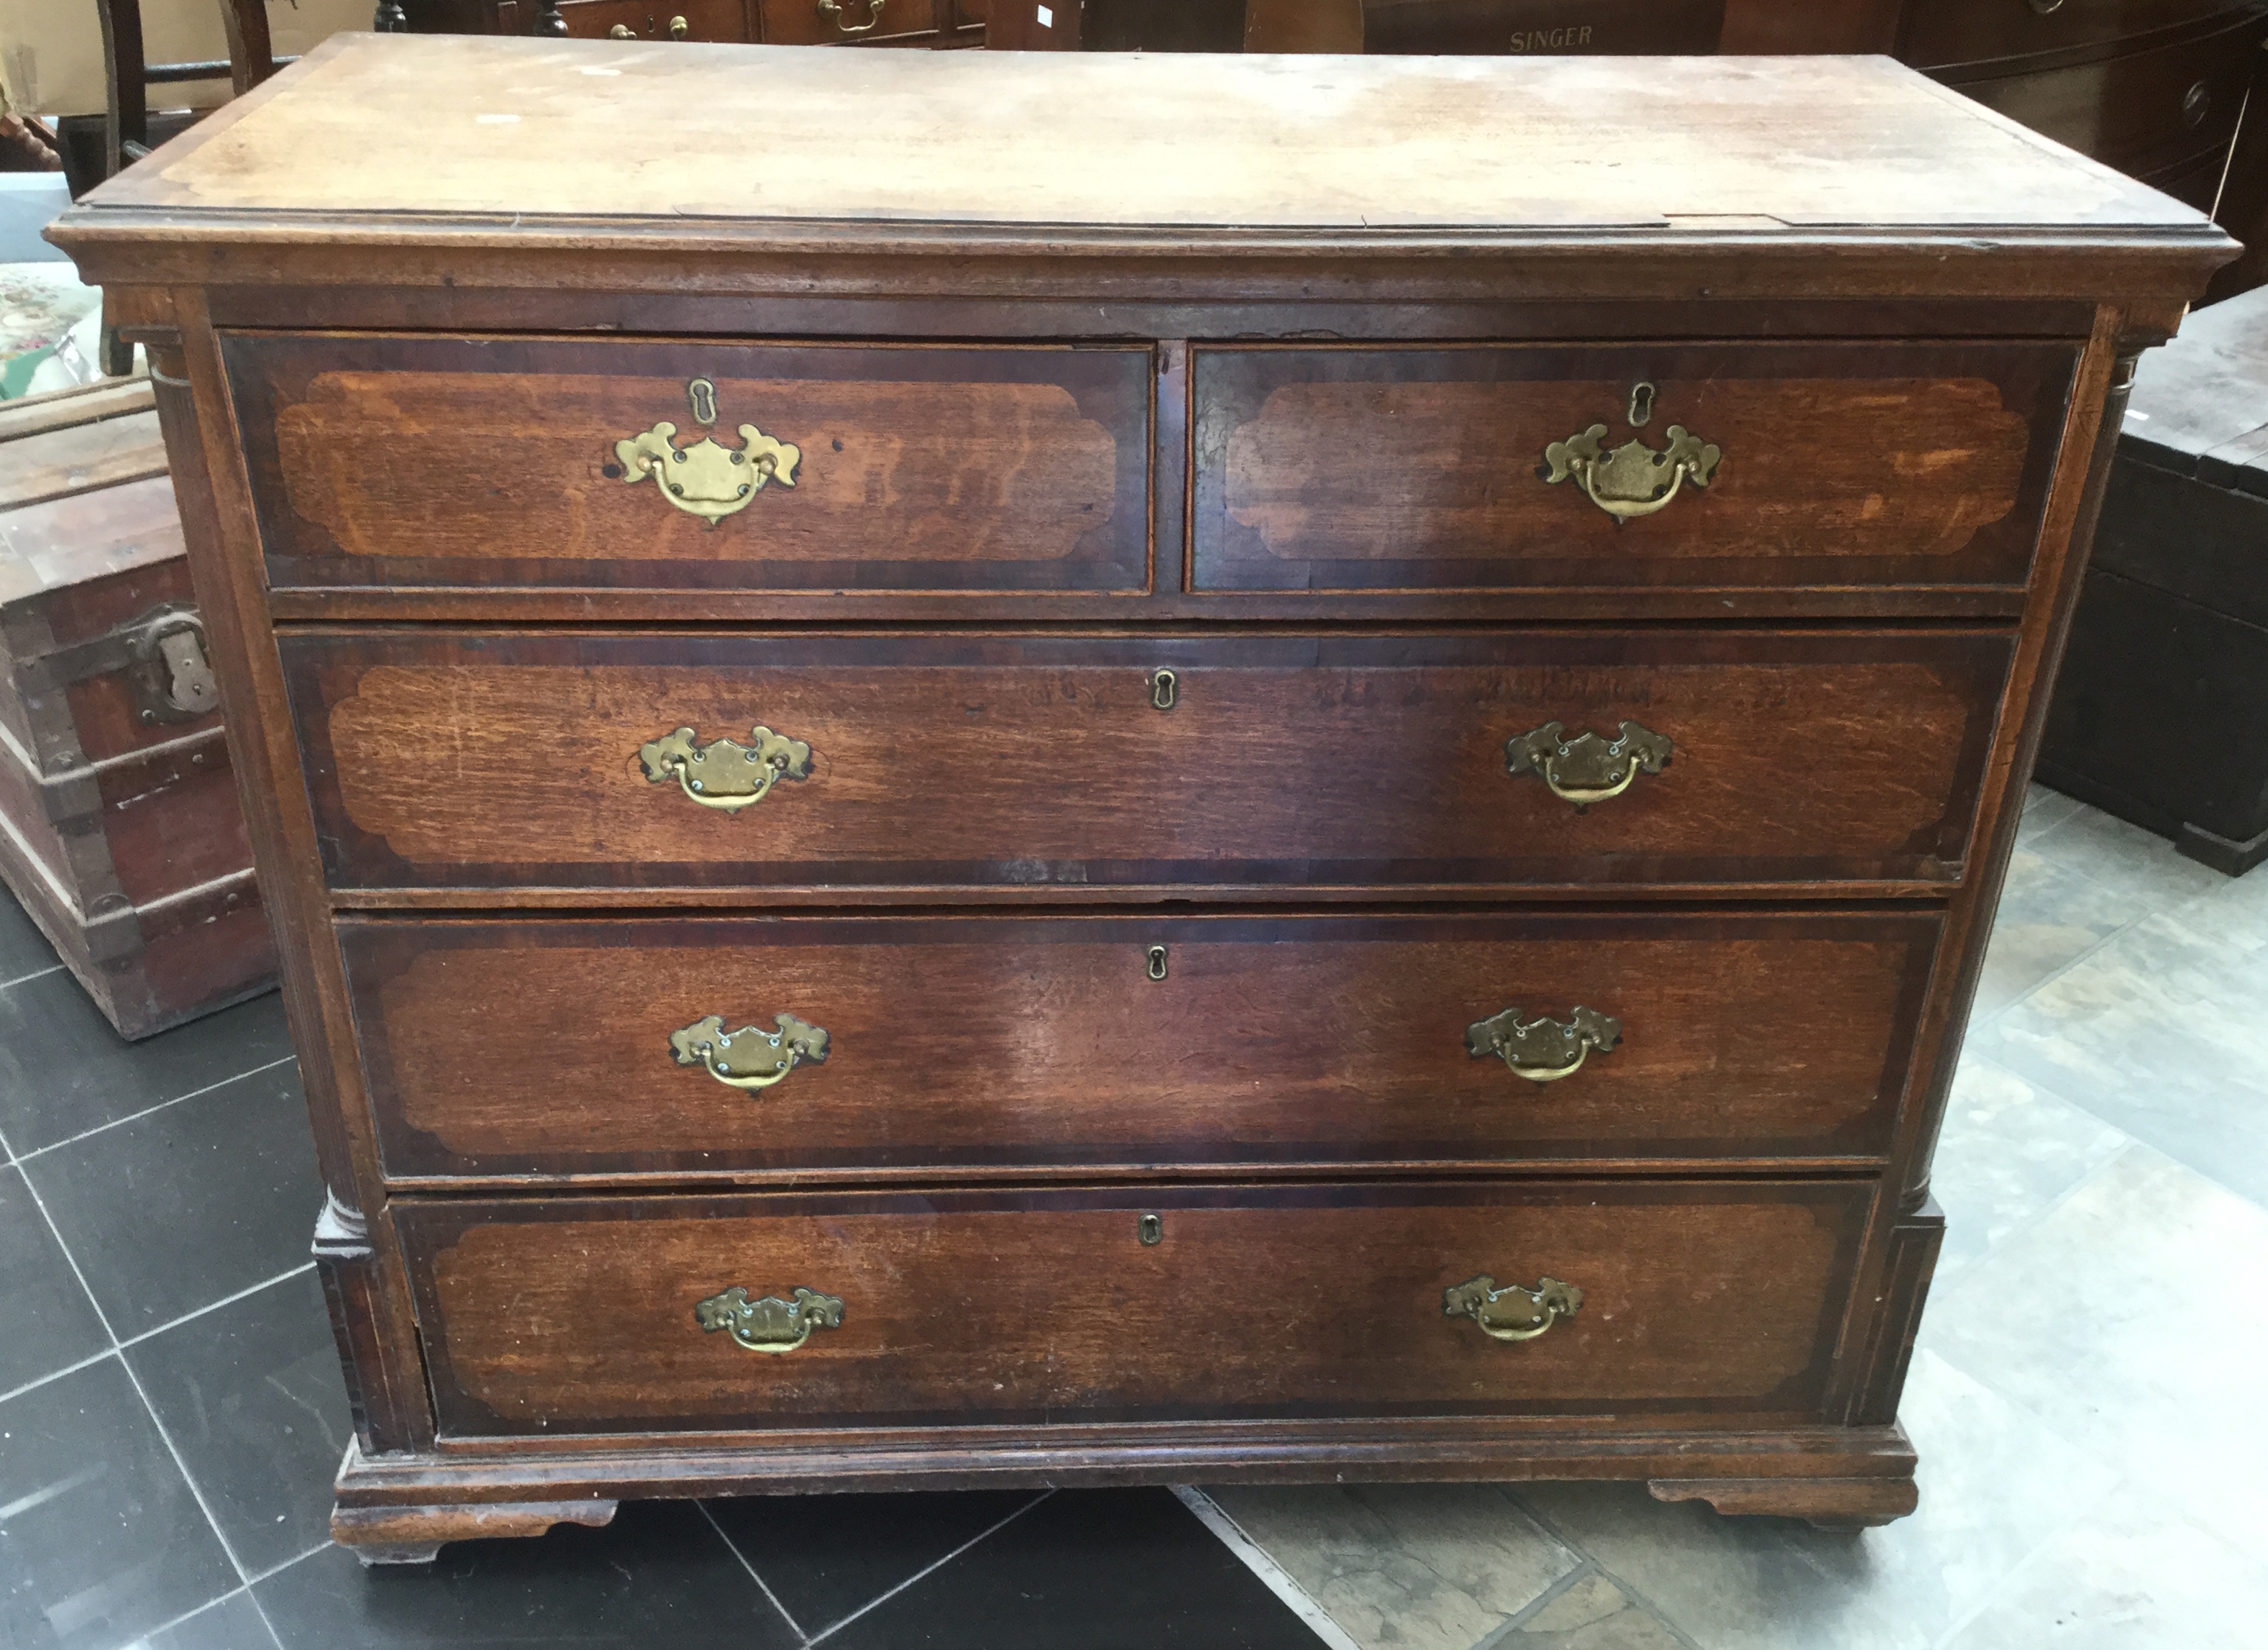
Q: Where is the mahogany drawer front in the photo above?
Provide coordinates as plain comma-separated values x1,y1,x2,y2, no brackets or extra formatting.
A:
344,909,1939,1180
1903,0,2249,71
1191,342,2076,596
550,0,756,40
221,333,1151,596
284,629,2010,895
758,0,947,43
1942,13,2264,180
397,1180,1871,1436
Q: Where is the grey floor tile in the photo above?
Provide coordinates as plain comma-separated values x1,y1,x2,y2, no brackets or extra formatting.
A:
1490,1572,1686,1649
1937,1486,2268,1650
704,1487,1041,1638
22,1062,319,1336
1974,911,2268,1206
0,1356,239,1650
1514,1350,2115,1650
124,1270,349,1576
1923,1143,2268,1557
136,1589,283,1650
252,1500,795,1650
0,1162,109,1395
1925,1057,2129,1287
821,1488,1323,1650
2014,783,2084,845
1204,1482,1576,1650
0,885,58,983
0,974,291,1154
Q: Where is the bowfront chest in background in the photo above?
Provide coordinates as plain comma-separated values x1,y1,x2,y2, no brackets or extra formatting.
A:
50,39,2236,1560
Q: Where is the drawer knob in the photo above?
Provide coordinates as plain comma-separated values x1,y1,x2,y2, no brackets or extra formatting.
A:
818,0,886,32
1504,719,1671,811
695,1285,844,1354
1445,1275,1583,1342
613,378,800,526
1465,1006,1620,1083
639,724,813,813
672,1013,830,1090
1542,419,1719,521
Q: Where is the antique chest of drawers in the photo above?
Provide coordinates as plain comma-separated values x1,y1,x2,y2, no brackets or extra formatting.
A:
50,38,2233,1560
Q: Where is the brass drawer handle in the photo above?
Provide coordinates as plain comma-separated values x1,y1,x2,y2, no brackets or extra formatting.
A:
614,377,800,527
1505,719,1670,811
695,1285,844,1354
1542,417,1719,521
639,724,813,813
672,1013,829,1090
818,0,885,32
1445,1275,1583,1341
1466,1006,1620,1083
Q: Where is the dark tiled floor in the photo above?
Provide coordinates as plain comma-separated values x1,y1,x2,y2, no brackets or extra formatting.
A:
0,883,1323,1649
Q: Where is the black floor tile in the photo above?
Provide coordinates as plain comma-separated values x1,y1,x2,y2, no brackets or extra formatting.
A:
0,971,291,1154
823,1488,1322,1649
707,1488,1041,1637
22,1061,320,1336
253,1500,800,1650
124,1269,350,1576
139,1589,283,1650
0,1356,240,1650
0,884,59,984
0,1162,109,1394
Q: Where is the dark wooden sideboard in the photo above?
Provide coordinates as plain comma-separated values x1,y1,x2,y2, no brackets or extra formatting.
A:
52,37,2233,1560
395,0,986,45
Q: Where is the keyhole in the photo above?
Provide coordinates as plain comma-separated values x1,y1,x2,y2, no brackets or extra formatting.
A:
1146,946,1169,982
1148,669,1178,711
1138,1214,1163,1245
687,377,718,425
1627,381,1655,428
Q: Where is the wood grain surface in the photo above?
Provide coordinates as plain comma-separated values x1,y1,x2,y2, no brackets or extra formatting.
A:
343,908,1939,1180
284,629,2011,893
225,334,1150,593
1194,343,2070,593
397,1180,1870,1434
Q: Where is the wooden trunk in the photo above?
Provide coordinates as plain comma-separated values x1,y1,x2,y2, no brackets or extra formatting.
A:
0,378,275,1036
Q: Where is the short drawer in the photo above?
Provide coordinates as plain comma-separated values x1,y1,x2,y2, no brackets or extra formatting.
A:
1903,0,2239,71
758,0,944,42
396,1180,1872,1436
1191,342,2075,595
222,333,1151,595
344,909,1941,1180
283,629,2010,893
548,0,754,40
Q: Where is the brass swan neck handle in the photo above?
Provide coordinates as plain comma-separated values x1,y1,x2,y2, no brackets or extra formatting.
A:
695,1285,844,1354
1505,720,1671,812
1466,1006,1621,1083
671,1013,830,1091
1445,1275,1583,1342
639,725,813,814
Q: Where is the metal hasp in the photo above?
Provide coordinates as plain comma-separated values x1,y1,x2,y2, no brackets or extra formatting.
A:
1444,1275,1584,1342
1505,719,1672,811
1466,1006,1622,1083
613,377,800,526
639,725,813,813
671,1013,830,1091
1542,388,1720,520
695,1285,845,1354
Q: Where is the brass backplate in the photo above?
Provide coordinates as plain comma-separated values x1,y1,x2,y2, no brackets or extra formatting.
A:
1444,1275,1583,1341
694,1285,845,1354
639,725,813,813
670,1013,830,1090
1465,1006,1621,1082
1504,719,1672,810
614,378,800,527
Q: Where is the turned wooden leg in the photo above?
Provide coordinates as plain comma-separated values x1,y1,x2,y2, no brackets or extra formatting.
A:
331,1499,619,1567
1647,1474,1919,1530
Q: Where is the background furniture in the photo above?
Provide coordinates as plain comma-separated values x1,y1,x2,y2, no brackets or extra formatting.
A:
396,0,987,45
55,37,2229,1559
2038,282,2268,875
0,377,273,1034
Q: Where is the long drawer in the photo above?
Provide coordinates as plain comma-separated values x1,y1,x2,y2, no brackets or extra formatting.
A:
1903,0,2242,70
1192,342,2075,594
342,909,1940,1180
222,333,1153,595
283,629,2011,893
396,1180,1873,1436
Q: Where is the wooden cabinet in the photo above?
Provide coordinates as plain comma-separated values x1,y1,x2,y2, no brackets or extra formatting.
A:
50,39,2233,1559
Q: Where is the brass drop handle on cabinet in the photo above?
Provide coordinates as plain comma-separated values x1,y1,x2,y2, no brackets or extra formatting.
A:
1540,383,1720,521
818,0,885,32
639,725,813,813
1444,1275,1583,1341
695,1285,844,1353
670,1013,830,1090
613,377,800,527
1504,720,1670,811
608,22,632,35
1466,1006,1620,1083
669,13,690,36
